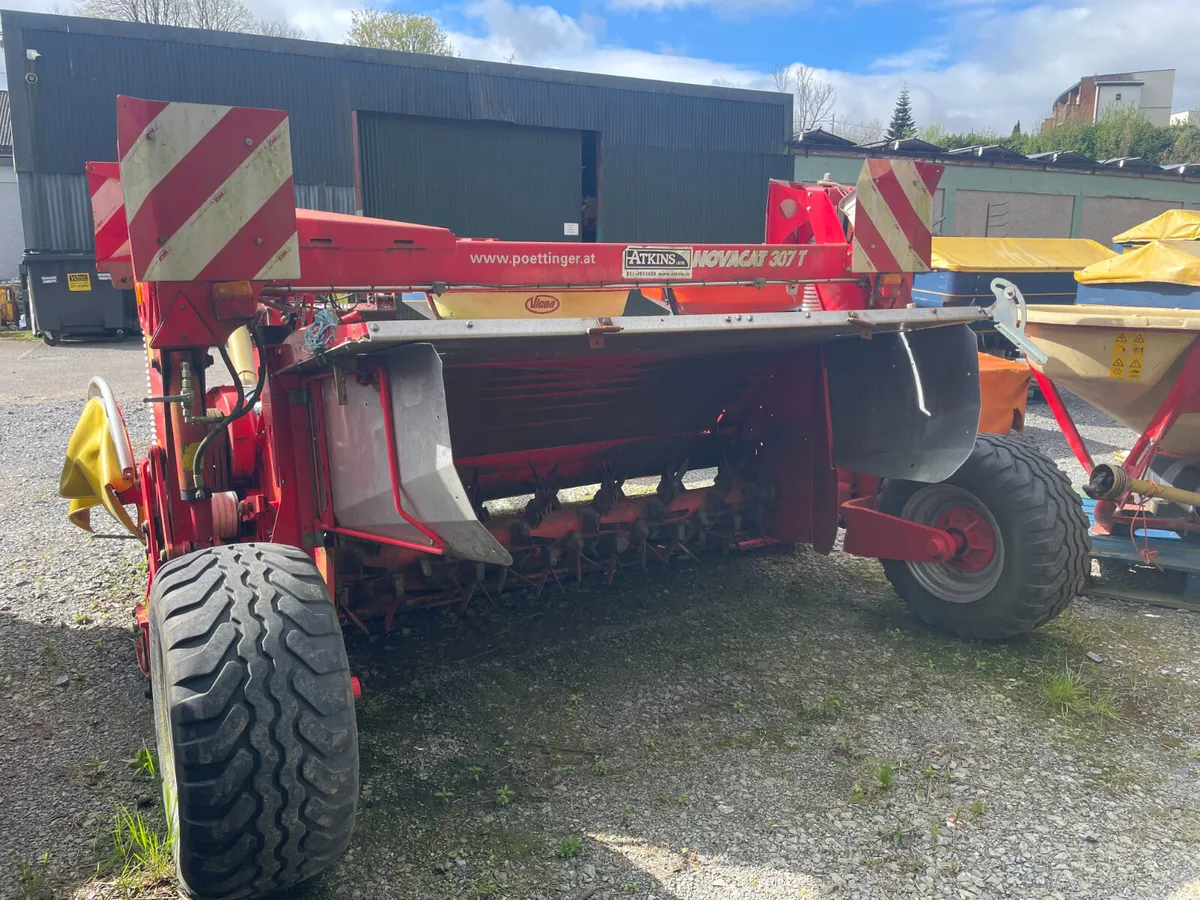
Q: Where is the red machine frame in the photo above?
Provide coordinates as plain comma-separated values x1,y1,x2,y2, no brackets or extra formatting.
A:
87,98,983,669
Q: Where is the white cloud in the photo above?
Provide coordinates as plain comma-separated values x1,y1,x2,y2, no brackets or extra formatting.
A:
870,45,949,73
445,0,768,84
604,0,798,14
13,0,1200,135
452,0,600,62
831,0,1200,133
437,0,1200,134
287,6,354,42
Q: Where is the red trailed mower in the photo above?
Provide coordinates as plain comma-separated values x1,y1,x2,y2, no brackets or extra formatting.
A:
60,98,1087,899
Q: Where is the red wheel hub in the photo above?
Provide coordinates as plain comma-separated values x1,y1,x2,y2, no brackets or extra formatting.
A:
935,505,997,572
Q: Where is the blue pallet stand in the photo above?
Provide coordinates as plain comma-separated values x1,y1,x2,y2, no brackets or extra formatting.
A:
1082,497,1200,604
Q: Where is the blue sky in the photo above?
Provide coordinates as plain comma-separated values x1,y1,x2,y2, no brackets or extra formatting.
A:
10,0,1200,134
318,0,1198,135
442,0,942,75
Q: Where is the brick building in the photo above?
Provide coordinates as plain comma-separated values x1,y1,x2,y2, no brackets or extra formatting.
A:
1043,69,1175,131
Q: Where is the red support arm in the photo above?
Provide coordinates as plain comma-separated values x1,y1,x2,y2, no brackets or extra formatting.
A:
840,497,958,563
1120,341,1200,481
1031,368,1095,474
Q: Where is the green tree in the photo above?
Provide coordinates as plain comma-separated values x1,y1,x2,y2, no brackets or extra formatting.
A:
345,9,455,55
1024,107,1185,164
1012,121,1021,136
935,129,1026,153
1163,127,1200,165
918,118,947,145
1091,106,1169,161
886,87,917,141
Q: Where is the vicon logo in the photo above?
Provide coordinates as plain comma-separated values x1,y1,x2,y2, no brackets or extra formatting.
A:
524,294,561,314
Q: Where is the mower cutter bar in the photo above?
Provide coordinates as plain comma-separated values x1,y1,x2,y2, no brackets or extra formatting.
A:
280,306,988,371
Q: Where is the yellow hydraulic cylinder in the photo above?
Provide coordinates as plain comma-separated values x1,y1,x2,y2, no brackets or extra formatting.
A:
226,326,256,387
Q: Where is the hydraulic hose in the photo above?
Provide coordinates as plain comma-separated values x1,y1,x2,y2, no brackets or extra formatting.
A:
190,329,266,497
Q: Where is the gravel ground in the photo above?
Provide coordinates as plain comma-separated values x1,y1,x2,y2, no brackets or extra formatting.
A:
4,334,1200,900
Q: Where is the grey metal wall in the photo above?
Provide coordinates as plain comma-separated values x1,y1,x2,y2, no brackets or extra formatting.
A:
0,165,24,281
954,190,1076,238
359,113,582,241
601,145,789,242
2,10,790,252
1080,196,1183,243
18,174,356,252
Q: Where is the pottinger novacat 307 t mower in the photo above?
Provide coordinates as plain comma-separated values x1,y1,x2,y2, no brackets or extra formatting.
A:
60,97,1088,899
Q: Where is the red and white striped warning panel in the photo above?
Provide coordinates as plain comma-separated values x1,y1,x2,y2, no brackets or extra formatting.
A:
86,161,134,287
116,95,300,283
87,161,130,265
850,159,943,274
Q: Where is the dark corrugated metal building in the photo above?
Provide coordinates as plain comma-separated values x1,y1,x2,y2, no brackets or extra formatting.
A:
2,10,792,262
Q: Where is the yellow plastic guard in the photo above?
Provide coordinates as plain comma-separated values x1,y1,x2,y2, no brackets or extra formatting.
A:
431,290,628,319
1112,209,1200,244
930,237,1115,272
1075,240,1200,287
59,397,142,537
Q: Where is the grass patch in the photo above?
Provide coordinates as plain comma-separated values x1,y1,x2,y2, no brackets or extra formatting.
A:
1042,667,1083,713
620,803,633,828
79,744,177,899
101,805,175,894
126,745,158,781
1041,661,1120,721
717,723,810,754
555,836,583,859
17,851,51,900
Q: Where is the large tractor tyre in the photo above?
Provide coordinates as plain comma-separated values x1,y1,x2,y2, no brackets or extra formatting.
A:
877,434,1089,640
149,543,359,900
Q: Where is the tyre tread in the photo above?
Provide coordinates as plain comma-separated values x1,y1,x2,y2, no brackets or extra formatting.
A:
150,543,357,900
879,434,1089,639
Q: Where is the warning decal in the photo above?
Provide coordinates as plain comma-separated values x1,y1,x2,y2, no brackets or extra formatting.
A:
67,272,92,292
1109,331,1150,379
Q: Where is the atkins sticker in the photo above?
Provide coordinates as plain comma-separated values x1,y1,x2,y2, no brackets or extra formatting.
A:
622,246,693,280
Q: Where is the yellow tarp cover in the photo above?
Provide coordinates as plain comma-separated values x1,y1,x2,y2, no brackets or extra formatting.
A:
1075,239,1200,287
1112,208,1200,244
59,397,141,537
930,237,1115,272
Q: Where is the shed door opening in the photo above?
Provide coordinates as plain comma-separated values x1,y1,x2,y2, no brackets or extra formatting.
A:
358,112,587,242
581,131,599,242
